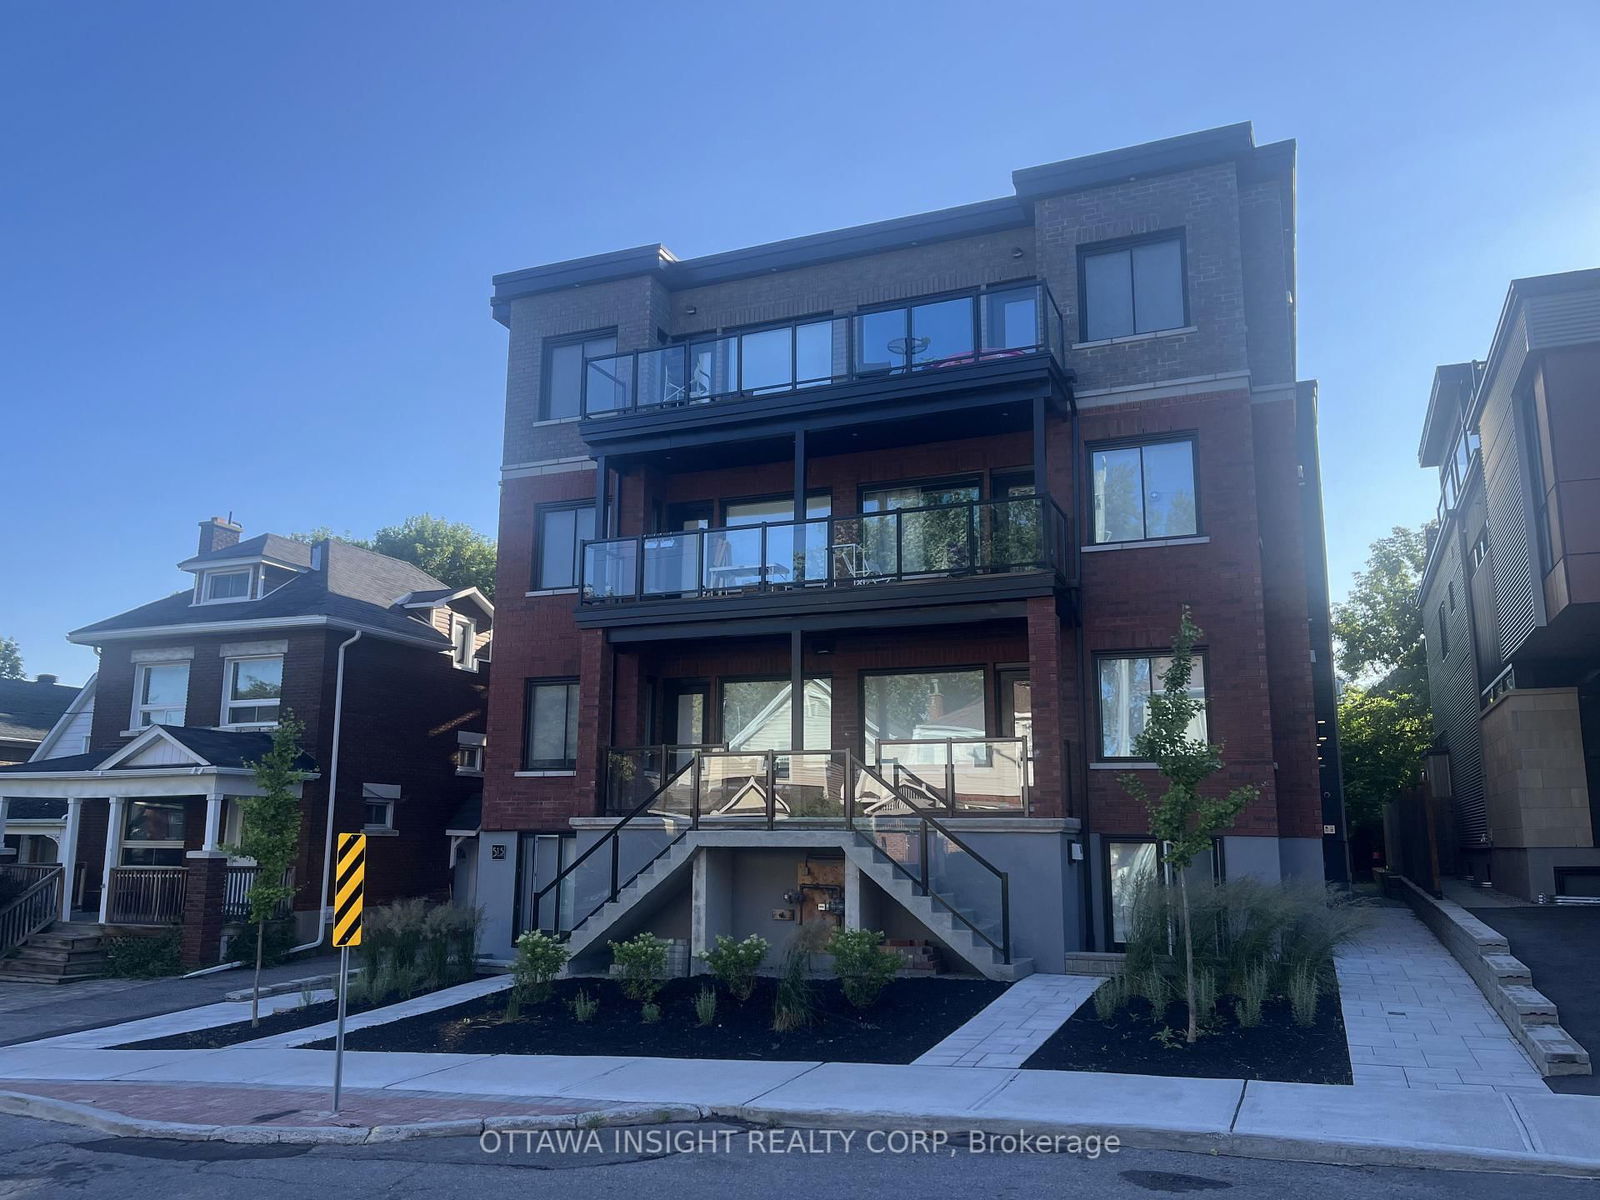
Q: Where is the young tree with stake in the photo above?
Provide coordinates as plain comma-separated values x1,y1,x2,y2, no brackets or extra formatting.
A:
1119,608,1258,1044
229,715,309,1026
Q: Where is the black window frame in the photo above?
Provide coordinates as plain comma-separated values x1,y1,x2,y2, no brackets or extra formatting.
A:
522,678,580,771
1093,648,1212,762
1101,834,1223,950
533,500,596,591
1087,434,1201,544
1076,230,1189,343
540,330,617,422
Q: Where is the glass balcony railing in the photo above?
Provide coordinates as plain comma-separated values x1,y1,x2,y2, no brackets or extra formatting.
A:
579,282,1066,418
581,495,1071,603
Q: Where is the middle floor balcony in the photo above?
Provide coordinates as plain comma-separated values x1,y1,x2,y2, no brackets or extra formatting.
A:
573,494,1077,637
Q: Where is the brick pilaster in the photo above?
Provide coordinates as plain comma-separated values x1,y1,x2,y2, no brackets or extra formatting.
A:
180,852,229,968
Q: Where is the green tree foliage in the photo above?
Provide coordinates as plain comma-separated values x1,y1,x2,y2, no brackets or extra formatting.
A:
292,514,497,598
1120,608,1258,1044
228,715,309,1025
1331,525,1429,687
0,636,23,680
1337,686,1430,833
1331,525,1434,835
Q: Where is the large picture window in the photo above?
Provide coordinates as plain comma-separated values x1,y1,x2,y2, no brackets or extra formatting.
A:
524,679,579,770
536,504,595,590
1097,653,1207,759
223,656,283,726
121,800,186,867
1091,438,1197,544
719,678,832,751
1080,235,1186,341
133,662,188,727
862,669,986,762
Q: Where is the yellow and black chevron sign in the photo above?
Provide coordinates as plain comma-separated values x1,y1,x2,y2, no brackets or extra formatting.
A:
332,833,365,947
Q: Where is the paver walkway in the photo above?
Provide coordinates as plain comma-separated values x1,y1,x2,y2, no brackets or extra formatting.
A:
913,973,1103,1067
1335,903,1546,1094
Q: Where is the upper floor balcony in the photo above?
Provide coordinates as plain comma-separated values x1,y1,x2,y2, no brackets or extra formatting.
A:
575,283,1070,457
573,494,1076,635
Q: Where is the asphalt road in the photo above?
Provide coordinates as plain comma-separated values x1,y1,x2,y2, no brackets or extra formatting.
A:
1,1114,1595,1200
1469,905,1600,1096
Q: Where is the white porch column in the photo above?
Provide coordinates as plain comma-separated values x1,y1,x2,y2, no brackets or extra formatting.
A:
59,797,84,921
98,797,126,925
0,796,11,861
203,795,224,853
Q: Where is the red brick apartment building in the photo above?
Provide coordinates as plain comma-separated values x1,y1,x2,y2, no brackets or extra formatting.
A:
471,124,1346,976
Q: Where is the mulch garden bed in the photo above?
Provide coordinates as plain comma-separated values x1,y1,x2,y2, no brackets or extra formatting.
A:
308,975,1005,1063
1022,990,1351,1084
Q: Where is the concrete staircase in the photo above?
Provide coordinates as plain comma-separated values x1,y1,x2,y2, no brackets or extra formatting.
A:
0,922,107,984
561,829,1031,982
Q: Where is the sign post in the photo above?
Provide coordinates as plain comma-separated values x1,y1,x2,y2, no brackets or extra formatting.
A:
331,832,365,1114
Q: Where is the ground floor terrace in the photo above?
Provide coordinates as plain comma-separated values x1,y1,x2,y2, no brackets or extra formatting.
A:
475,617,1326,970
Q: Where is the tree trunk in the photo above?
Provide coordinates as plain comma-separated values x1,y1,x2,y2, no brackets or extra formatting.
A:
1179,868,1197,1044
250,918,265,1027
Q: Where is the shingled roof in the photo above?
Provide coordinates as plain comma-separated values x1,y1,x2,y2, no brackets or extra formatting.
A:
0,677,82,746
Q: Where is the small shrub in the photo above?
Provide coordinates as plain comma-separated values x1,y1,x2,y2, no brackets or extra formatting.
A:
693,986,717,1026
105,930,181,979
826,928,900,1009
447,906,483,982
1092,972,1125,1022
1288,962,1321,1027
641,1001,662,1024
610,932,669,1005
569,988,598,1022
511,930,569,1006
227,918,295,970
298,983,316,1010
705,933,767,1001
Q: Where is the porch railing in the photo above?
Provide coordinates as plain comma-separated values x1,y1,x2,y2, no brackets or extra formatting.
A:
582,494,1073,604
106,866,187,926
536,749,1012,964
0,865,64,955
222,865,294,922
877,737,1031,814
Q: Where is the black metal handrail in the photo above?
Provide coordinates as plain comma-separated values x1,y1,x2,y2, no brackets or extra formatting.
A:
528,756,698,935
528,746,1011,964
582,494,1072,604
579,281,1066,419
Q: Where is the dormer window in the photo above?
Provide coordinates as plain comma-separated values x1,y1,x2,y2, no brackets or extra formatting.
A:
203,569,252,602
452,615,478,671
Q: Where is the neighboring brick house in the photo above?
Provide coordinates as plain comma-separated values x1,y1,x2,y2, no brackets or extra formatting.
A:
474,123,1344,977
0,518,491,968
1416,268,1600,900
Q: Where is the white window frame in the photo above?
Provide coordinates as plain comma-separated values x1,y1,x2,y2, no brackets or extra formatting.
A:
451,615,478,672
362,783,400,831
198,567,256,604
119,799,188,866
131,661,189,729
456,731,485,775
220,654,284,728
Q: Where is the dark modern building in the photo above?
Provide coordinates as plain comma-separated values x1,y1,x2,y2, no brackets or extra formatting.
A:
474,123,1345,977
0,517,491,971
1418,267,1600,900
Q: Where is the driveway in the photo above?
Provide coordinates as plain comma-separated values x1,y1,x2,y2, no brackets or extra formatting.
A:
0,954,340,1047
1468,905,1600,1096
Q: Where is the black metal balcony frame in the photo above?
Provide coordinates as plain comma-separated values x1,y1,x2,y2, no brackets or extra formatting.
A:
579,281,1066,419
580,494,1072,605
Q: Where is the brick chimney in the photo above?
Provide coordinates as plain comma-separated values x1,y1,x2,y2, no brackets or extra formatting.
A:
198,516,243,556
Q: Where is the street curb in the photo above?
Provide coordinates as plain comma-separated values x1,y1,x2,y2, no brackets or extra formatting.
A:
0,1090,702,1146
712,1104,1600,1178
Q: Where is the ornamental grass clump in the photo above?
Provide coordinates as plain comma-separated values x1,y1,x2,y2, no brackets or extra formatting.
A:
693,986,718,1026
826,928,901,1009
705,933,768,1001
568,988,598,1022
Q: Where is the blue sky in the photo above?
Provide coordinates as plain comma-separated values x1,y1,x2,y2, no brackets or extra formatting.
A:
4,1,1597,686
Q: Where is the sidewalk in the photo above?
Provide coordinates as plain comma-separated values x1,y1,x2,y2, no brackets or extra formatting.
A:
0,953,341,1047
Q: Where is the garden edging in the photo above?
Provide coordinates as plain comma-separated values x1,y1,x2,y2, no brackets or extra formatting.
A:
1385,873,1590,1077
